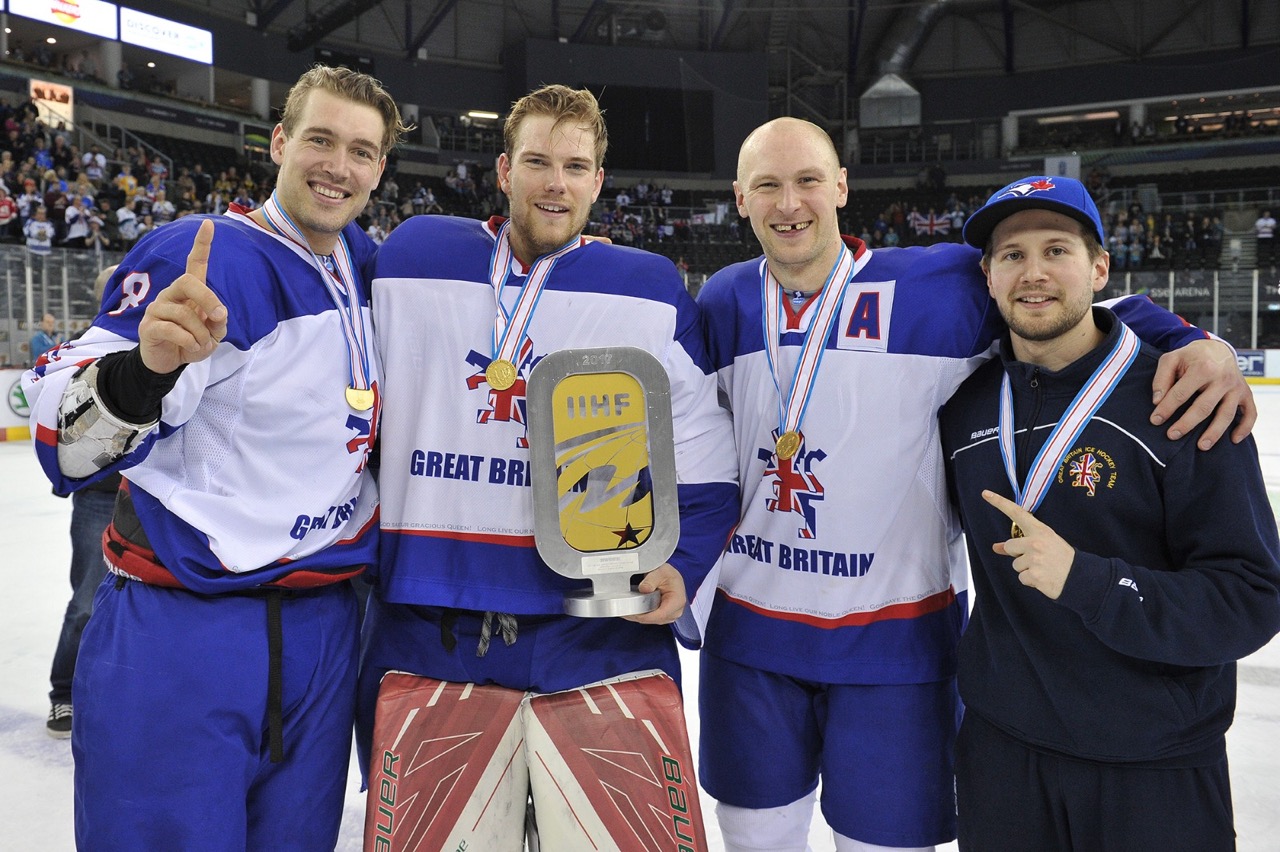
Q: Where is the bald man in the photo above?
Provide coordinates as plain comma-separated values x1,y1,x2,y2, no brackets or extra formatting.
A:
694,118,1256,852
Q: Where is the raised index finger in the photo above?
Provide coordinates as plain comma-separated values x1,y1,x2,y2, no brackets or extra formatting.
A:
185,218,215,282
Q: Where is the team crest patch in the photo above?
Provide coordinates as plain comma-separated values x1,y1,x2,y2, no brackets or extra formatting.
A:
1057,445,1117,496
344,380,379,472
758,430,825,539
1000,178,1056,199
465,337,541,448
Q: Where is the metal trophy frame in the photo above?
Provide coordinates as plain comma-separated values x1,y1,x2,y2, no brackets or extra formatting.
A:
527,346,680,617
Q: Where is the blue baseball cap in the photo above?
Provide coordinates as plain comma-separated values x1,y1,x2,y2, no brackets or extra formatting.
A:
962,176,1105,249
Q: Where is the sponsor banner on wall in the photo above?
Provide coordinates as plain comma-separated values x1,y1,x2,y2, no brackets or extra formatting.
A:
8,0,119,40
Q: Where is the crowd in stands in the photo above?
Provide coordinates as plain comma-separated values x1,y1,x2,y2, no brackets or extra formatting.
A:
1017,106,1280,155
0,93,274,256
0,86,1264,291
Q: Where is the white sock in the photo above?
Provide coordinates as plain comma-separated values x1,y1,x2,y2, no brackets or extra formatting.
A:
716,792,817,852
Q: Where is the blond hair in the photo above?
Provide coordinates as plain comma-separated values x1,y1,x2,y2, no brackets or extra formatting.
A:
504,85,607,169
280,65,411,156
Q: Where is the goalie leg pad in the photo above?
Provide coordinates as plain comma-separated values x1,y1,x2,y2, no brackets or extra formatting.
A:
524,669,707,851
365,674,528,852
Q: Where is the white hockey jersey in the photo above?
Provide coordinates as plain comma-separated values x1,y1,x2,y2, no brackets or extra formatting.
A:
699,236,1212,685
24,211,381,592
372,215,738,643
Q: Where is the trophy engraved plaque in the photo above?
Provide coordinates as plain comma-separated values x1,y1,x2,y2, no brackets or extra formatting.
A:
527,347,680,617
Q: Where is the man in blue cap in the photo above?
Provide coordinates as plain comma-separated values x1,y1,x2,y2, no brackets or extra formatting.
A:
697,122,1261,852
941,176,1280,851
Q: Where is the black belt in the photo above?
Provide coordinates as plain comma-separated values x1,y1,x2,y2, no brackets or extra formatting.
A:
113,574,329,764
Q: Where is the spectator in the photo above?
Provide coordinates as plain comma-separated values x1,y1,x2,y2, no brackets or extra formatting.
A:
24,204,55,255
81,145,106,185
17,178,41,227
190,163,212,199
421,184,442,214
29,312,62,361
33,137,53,172
63,194,91,244
0,184,17,240
133,212,155,240
150,189,175,225
115,197,139,247
44,269,120,739
1256,209,1276,271
82,214,110,255
114,165,139,203
95,198,120,247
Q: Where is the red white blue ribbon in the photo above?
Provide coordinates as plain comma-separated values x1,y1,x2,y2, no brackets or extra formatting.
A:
487,219,581,370
998,321,1140,515
259,192,373,397
760,243,869,452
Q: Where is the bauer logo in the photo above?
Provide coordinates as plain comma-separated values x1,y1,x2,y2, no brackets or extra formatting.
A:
369,750,399,852
1237,350,1265,377
662,755,698,852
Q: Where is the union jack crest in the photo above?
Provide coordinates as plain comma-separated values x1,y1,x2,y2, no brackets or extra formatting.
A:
758,432,826,539
1069,452,1101,497
465,337,540,448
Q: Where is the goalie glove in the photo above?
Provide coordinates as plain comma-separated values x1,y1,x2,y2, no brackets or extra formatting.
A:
57,359,158,479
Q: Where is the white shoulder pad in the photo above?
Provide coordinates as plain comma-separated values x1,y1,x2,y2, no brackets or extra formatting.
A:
57,360,158,479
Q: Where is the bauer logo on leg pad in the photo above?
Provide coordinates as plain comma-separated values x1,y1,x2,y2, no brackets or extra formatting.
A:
365,674,529,851
524,670,705,851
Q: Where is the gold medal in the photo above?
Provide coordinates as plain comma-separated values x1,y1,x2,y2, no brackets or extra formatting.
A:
346,386,375,411
775,431,801,460
486,359,517,391
1010,522,1024,539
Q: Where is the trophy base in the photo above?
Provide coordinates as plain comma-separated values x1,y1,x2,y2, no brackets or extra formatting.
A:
564,588,661,618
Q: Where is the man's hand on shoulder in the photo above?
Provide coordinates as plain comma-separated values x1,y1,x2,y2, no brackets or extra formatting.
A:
1150,338,1255,449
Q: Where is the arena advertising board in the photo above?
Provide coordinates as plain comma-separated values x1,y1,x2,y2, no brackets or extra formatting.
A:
8,0,119,40
120,8,212,65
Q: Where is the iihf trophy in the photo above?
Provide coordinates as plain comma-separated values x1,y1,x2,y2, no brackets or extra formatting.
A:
526,347,680,617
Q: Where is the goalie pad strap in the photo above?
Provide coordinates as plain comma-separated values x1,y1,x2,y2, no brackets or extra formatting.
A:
57,358,158,479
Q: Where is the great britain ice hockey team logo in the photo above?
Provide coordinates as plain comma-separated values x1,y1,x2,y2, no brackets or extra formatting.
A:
1068,451,1102,496
1058,445,1117,496
465,337,541,448
758,430,826,539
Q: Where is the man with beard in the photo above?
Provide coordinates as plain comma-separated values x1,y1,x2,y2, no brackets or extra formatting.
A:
940,177,1280,851
362,84,738,848
696,124,1256,852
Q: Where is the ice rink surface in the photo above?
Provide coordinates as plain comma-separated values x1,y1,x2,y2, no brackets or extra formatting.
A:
2,387,1278,850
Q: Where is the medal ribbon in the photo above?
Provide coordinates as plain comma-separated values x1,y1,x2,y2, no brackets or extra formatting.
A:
760,243,867,450
998,321,1140,515
259,192,373,395
487,219,581,370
